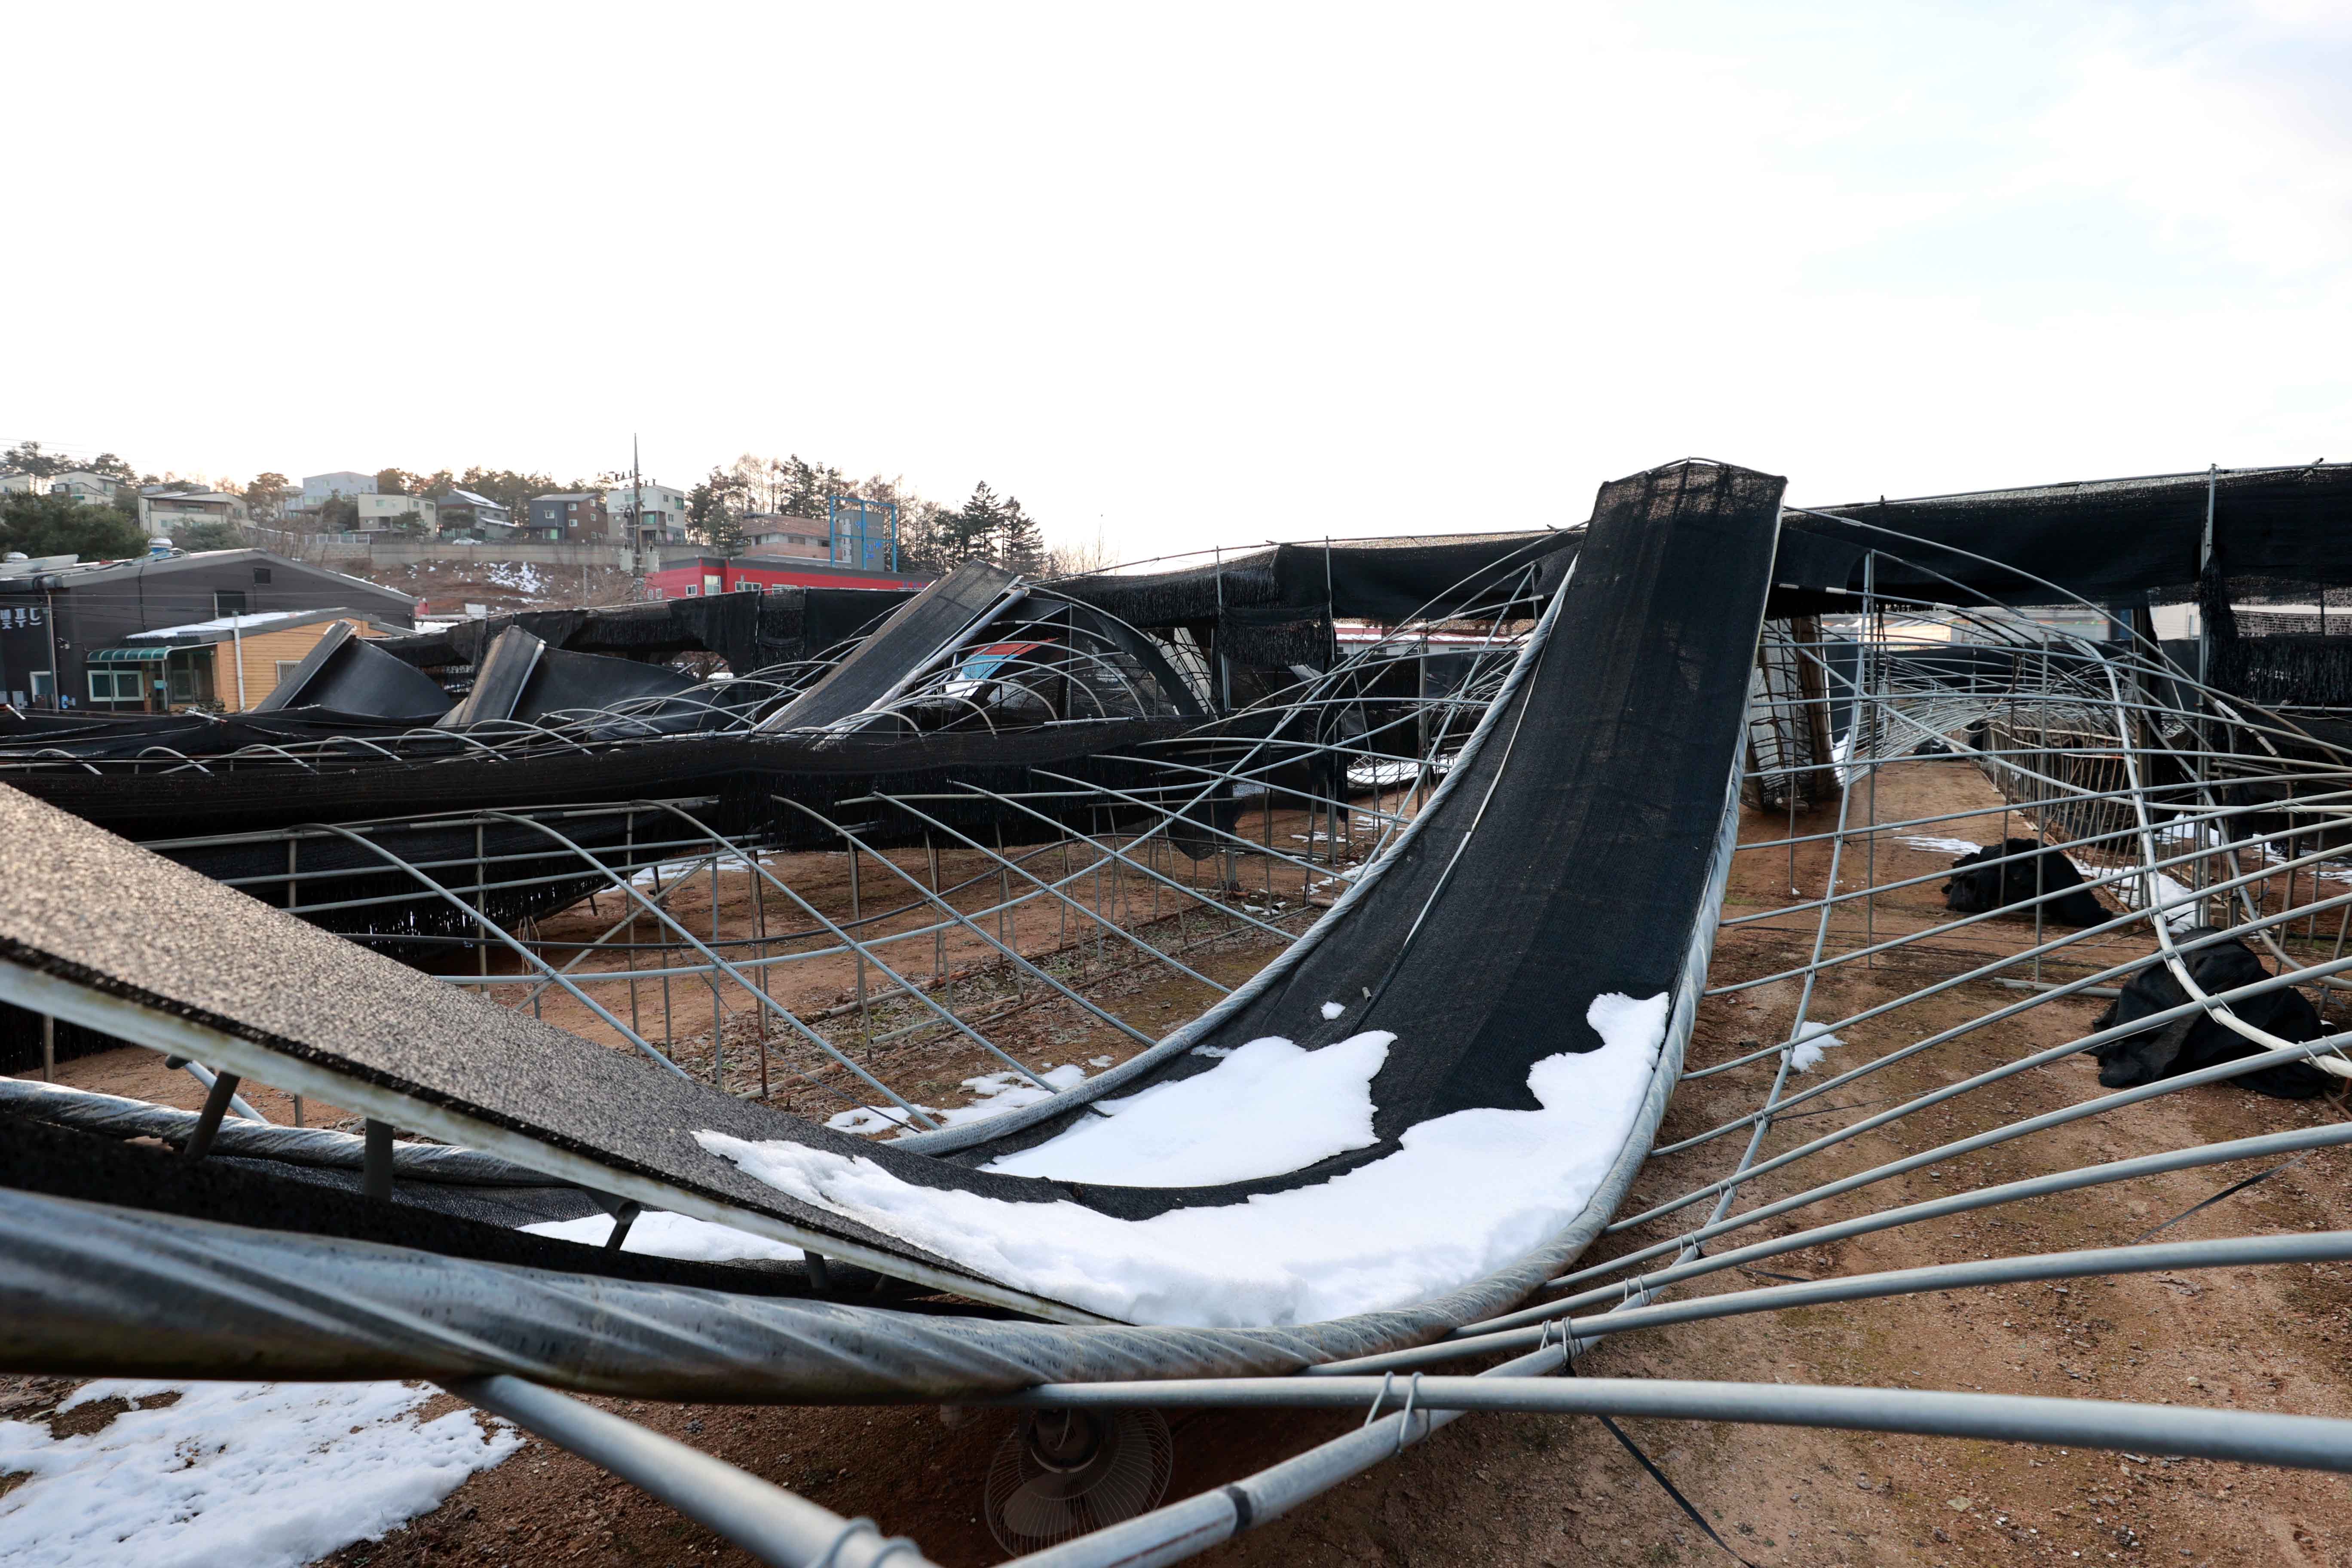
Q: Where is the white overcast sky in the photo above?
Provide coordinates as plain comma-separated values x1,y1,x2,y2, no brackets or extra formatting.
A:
6,2,2349,559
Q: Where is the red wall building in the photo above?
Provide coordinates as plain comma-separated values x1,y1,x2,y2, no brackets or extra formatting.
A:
643,555,935,600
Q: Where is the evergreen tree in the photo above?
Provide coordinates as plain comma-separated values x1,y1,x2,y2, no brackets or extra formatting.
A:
0,491,146,560
996,494,1044,574
952,481,1004,563
778,454,847,518
0,441,65,481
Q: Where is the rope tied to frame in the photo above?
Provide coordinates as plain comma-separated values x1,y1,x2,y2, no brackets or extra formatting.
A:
1564,1348,1764,1568
2130,1152,2314,1246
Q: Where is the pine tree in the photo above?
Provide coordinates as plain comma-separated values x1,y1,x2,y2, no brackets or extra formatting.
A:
952,481,1004,563
997,495,1044,574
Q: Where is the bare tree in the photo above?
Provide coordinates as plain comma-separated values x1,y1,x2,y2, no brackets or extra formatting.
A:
1044,522,1116,578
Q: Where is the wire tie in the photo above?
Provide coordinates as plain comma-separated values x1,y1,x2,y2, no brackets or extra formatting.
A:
1395,1372,1423,1454
1361,1370,1394,1427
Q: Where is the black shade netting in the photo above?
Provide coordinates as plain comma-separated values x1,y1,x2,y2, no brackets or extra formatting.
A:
1769,464,2352,612
829,459,1788,1220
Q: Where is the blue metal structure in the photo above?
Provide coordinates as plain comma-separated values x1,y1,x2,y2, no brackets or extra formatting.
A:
827,495,899,573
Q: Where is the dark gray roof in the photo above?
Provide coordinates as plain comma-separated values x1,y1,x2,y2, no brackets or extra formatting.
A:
4,549,418,608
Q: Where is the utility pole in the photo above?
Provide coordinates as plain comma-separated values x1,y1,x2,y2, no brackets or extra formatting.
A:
632,435,646,593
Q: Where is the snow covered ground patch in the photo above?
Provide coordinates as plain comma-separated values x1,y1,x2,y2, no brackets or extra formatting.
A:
824,1063,1090,1137
484,560,547,597
1788,1022,1844,1073
982,1032,1390,1186
1896,834,1988,858
696,992,1670,1326
2073,857,2202,930
522,1208,804,1262
0,1380,516,1568
628,852,758,887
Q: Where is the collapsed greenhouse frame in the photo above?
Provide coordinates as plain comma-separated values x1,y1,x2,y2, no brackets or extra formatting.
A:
7,459,2352,1564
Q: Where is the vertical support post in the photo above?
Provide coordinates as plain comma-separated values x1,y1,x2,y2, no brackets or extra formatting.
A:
651,857,674,1058
1213,545,1231,714
181,1071,241,1163
362,1119,393,1200
625,814,642,1041
40,1014,53,1082
996,823,1017,997
927,833,947,996
475,822,489,980
848,836,868,1041
752,848,769,1097
1859,551,1878,966
710,854,724,1087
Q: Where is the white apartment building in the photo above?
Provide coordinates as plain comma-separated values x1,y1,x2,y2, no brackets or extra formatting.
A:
3,470,125,505
138,488,251,539
298,471,378,510
602,481,689,543
353,493,438,532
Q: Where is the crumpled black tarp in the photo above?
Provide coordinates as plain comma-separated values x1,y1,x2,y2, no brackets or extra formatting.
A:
1057,532,1574,630
374,588,919,682
253,623,452,722
1771,464,2352,612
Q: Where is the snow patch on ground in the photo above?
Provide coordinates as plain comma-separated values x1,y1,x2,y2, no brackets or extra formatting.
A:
1897,834,1987,858
522,1209,804,1262
824,1064,1090,1137
1788,1023,1844,1073
696,992,1670,1326
1321,1000,1347,1020
629,853,757,887
483,560,547,597
982,1032,1390,1186
0,1381,516,1568
2073,858,2202,930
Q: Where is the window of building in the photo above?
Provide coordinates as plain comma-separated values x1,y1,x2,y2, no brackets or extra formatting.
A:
29,671,54,703
683,585,698,595
87,669,144,704
213,590,248,619
646,587,664,600
253,567,272,584
275,659,304,686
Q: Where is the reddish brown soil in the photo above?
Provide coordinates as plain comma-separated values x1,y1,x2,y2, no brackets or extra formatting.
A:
12,760,2352,1566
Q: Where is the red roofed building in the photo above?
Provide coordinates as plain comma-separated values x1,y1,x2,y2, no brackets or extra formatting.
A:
643,554,935,601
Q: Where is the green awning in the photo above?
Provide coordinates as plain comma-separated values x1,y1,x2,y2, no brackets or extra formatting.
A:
91,646,173,663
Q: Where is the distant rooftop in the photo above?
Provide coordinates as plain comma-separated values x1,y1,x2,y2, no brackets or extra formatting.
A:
128,608,353,642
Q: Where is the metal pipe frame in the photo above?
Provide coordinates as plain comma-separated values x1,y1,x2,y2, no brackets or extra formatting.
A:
26,508,2352,1568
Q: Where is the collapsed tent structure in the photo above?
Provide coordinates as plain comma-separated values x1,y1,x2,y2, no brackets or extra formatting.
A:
9,456,2352,1565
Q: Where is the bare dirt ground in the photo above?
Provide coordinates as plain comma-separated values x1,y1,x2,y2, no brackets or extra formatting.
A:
11,761,2352,1566
346,561,644,621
